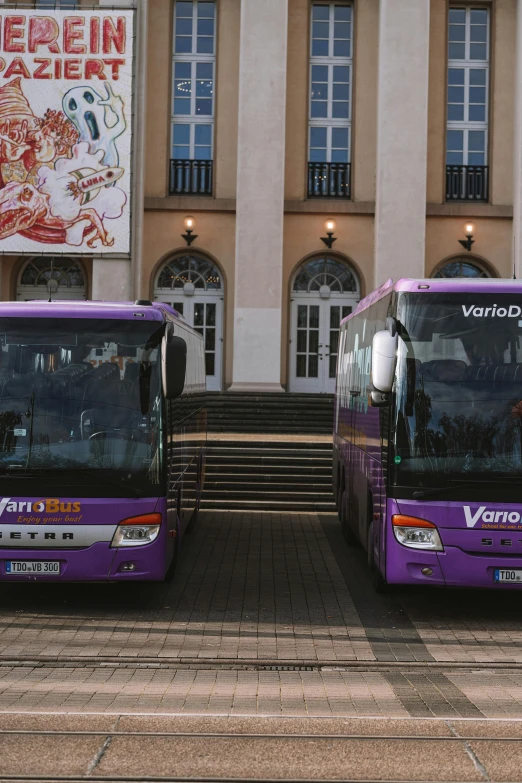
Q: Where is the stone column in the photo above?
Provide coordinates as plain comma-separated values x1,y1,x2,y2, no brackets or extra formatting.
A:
91,259,132,301
374,0,430,286
229,0,288,392
514,0,522,276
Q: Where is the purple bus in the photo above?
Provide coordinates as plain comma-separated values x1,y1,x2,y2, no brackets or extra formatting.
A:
0,299,206,582
333,277,522,590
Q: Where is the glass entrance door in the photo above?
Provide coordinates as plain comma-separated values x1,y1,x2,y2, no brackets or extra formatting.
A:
290,299,354,393
172,296,223,392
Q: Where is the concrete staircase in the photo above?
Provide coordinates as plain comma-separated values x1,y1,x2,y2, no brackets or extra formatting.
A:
202,393,336,513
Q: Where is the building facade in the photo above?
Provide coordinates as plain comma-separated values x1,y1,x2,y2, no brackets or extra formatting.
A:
0,0,520,392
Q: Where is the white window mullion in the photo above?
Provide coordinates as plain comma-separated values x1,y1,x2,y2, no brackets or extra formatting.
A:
172,0,216,164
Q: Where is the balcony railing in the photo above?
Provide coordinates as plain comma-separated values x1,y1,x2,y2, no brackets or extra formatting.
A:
169,159,213,196
307,162,351,199
445,165,489,202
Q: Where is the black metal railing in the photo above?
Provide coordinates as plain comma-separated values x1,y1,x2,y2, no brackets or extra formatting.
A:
169,159,213,196
307,162,351,199
445,165,489,202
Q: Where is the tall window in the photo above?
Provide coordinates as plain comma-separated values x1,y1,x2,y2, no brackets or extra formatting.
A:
446,7,489,201
171,0,215,195
308,3,352,199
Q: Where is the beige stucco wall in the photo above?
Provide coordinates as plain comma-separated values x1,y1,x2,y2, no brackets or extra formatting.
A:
215,0,241,199
285,0,309,202
145,0,172,198
352,0,378,202
426,0,447,204
425,217,513,278
490,0,516,205
143,211,236,386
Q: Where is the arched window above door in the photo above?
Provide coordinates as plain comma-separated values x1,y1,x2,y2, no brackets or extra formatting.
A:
17,257,86,301
432,256,495,279
292,255,360,294
156,254,222,292
154,252,224,392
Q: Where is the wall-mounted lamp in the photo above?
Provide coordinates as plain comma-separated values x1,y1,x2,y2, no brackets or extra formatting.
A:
182,215,198,246
458,222,475,252
321,218,337,249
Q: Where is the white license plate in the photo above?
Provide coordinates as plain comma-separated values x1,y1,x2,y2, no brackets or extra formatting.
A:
494,568,522,583
5,561,60,574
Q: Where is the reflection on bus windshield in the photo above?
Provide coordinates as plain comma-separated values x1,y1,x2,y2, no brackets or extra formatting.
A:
393,294,522,486
0,318,164,491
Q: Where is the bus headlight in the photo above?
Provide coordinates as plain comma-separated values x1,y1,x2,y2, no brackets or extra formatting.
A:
392,514,443,551
111,513,162,548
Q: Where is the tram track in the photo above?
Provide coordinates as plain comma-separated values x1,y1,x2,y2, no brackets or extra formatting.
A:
0,724,519,782
0,655,521,672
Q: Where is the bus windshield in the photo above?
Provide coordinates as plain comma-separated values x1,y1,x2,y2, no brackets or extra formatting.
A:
392,292,522,491
0,318,164,497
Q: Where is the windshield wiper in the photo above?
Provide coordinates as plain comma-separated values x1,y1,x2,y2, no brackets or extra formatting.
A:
0,466,144,498
413,477,521,499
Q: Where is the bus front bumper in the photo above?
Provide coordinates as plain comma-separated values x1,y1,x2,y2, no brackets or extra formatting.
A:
0,541,168,582
386,537,522,588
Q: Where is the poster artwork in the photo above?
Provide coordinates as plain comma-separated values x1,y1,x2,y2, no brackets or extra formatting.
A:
0,11,134,255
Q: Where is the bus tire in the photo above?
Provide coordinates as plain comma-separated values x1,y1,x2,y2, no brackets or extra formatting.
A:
367,523,389,594
340,490,358,546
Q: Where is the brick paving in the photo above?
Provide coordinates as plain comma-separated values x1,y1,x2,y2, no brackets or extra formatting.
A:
0,512,521,720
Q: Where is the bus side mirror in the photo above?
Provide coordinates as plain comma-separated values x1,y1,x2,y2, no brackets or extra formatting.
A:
162,335,187,399
371,330,398,394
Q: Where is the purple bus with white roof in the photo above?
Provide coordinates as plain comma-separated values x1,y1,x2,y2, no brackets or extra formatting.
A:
333,277,522,590
0,299,206,582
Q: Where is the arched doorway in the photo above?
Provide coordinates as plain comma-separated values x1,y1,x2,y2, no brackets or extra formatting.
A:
431,256,496,278
154,252,224,391
289,254,360,393
17,257,87,301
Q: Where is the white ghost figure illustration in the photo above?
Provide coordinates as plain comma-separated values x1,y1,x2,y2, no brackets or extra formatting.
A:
38,142,126,246
62,83,126,167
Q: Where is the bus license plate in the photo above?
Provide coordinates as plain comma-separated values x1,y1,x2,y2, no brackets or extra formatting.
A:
5,561,60,575
494,569,522,583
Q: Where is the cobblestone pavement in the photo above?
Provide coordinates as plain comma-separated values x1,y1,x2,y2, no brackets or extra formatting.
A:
0,512,521,720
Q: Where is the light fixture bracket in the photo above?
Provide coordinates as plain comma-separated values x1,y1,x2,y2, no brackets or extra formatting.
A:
320,232,337,249
182,228,198,247
458,235,474,252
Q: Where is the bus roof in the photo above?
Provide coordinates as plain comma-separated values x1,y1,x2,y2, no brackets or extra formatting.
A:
346,277,522,323
0,300,181,322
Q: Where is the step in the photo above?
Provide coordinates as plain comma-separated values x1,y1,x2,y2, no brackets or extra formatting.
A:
205,473,332,484
205,465,332,477
203,488,335,501
201,499,336,512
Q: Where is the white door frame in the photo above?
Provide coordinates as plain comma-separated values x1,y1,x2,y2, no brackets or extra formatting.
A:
289,293,358,393
154,288,224,392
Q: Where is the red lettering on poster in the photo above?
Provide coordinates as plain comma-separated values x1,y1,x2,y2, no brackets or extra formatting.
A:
64,16,86,55
4,17,25,53
28,17,60,54
33,58,52,79
103,17,125,54
85,59,106,80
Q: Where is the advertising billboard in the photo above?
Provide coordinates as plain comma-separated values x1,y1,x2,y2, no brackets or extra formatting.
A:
0,10,134,255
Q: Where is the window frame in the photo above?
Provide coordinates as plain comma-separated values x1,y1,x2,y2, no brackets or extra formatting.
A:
446,6,490,168
171,0,216,162
308,2,353,166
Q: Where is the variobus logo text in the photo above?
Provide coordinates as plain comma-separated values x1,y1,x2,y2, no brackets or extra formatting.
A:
0,498,81,518
464,506,522,528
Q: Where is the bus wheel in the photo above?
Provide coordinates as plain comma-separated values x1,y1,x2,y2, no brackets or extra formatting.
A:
341,491,358,546
367,523,389,594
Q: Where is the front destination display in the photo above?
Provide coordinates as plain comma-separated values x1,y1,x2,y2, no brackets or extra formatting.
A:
333,278,522,590
0,300,206,581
